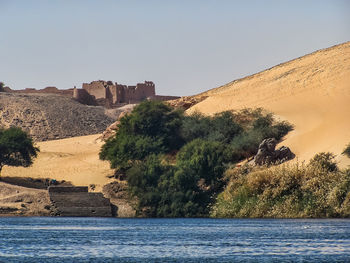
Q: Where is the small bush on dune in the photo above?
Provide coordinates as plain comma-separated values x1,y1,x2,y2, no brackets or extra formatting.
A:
343,143,350,158
309,152,338,172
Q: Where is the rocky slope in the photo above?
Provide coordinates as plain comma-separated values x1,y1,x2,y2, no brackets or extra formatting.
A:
186,41,350,167
0,92,115,141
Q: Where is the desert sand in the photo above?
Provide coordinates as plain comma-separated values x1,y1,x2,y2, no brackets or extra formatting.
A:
2,134,114,190
188,42,350,167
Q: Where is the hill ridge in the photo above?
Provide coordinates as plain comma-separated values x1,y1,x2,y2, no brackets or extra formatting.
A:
201,41,350,96
0,92,115,141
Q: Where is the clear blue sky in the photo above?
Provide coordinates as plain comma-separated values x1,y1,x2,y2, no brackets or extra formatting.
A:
1,0,349,96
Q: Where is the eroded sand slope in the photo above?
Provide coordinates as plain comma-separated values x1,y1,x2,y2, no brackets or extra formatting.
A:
188,42,350,167
3,134,114,189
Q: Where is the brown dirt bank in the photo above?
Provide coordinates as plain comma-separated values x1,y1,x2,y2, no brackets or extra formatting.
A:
0,181,51,216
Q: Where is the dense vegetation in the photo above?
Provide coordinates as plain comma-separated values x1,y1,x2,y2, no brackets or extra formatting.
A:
212,153,350,218
0,127,39,176
100,101,293,217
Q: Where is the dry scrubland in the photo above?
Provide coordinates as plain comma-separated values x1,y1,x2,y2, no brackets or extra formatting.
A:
188,42,350,167
212,158,350,218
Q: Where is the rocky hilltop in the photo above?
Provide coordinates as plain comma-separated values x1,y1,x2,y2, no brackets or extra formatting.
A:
0,92,115,141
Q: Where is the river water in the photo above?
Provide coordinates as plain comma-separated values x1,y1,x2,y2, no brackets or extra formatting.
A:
0,217,349,262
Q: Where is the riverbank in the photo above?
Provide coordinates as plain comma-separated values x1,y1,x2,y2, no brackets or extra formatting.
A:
0,178,135,217
0,181,51,216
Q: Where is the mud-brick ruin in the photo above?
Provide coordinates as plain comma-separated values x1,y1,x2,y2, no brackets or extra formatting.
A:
2,80,180,108
74,80,160,107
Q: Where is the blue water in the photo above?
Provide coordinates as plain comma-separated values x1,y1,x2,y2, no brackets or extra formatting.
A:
0,218,350,262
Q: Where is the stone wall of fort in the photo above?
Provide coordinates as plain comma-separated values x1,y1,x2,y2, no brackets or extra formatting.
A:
72,88,97,106
76,80,157,107
82,81,107,100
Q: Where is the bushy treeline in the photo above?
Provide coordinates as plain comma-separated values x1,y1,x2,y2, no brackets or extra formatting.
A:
211,153,350,218
100,101,293,217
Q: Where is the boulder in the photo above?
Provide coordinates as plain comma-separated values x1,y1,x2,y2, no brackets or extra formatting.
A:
252,138,294,166
99,108,134,141
167,95,208,110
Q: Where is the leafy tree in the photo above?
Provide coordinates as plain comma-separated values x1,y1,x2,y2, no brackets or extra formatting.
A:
180,111,243,144
100,101,184,169
180,112,211,142
343,143,350,158
126,154,166,216
0,127,39,176
207,111,243,143
172,139,228,216
126,140,228,217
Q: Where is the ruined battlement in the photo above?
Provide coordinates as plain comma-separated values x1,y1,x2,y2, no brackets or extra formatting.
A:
76,80,156,106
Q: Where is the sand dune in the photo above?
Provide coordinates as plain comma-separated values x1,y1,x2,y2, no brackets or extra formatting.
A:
2,134,114,189
188,42,350,167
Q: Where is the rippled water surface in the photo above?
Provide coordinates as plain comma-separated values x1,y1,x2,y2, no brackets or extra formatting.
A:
0,217,350,262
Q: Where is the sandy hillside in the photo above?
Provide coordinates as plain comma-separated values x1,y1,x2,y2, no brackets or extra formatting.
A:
2,134,114,190
188,42,350,167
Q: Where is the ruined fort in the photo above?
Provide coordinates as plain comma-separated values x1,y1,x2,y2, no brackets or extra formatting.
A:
2,80,180,108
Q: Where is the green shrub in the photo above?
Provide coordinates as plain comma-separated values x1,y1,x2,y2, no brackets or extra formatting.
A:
309,152,337,172
343,143,350,158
